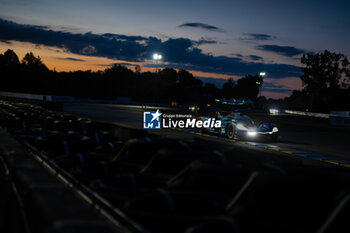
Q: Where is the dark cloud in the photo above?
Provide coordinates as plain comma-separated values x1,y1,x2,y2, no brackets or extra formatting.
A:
240,33,276,41
0,39,11,44
247,55,263,61
102,33,146,41
194,39,217,46
262,82,291,94
0,18,302,79
178,22,223,32
0,18,148,62
98,62,135,67
58,57,85,62
197,77,229,88
256,45,306,57
232,53,263,61
232,53,243,57
263,82,284,89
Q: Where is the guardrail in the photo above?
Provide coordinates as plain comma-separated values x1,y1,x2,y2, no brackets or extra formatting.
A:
0,91,53,101
285,109,350,127
0,91,176,110
284,110,330,119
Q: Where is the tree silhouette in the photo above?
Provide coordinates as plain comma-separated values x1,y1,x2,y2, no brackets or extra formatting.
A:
301,50,350,90
203,83,220,103
22,52,48,71
221,75,262,100
176,69,203,104
159,68,177,82
235,75,262,100
177,69,202,88
2,49,20,65
284,90,310,111
0,49,21,91
284,50,350,112
299,50,350,111
222,78,235,99
135,65,141,74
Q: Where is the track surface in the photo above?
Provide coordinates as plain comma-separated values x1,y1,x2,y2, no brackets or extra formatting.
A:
64,103,350,161
246,114,350,160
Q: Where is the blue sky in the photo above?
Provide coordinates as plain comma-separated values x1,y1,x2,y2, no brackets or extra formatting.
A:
0,0,349,98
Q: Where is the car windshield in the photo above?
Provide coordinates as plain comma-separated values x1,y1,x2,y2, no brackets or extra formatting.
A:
222,113,255,127
237,118,255,127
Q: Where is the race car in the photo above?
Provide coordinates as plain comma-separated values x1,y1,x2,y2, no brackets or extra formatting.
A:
200,112,279,141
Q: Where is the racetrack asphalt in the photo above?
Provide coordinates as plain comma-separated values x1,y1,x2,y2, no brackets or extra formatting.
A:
63,103,350,166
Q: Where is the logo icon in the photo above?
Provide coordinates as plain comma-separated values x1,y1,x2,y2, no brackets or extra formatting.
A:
143,109,162,129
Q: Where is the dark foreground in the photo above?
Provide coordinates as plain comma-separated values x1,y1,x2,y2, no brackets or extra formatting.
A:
1,100,350,233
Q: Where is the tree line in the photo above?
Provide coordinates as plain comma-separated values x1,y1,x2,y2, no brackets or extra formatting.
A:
1,49,350,112
0,49,262,105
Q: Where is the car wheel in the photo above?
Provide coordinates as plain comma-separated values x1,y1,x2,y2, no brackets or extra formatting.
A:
226,124,234,139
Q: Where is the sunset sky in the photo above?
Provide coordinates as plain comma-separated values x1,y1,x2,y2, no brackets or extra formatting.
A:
1,0,349,98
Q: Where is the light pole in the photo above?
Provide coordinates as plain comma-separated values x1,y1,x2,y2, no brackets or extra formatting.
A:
153,53,162,72
258,72,266,97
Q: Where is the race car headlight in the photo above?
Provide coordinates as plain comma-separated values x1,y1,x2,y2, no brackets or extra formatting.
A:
272,127,279,133
247,131,257,137
269,108,279,115
236,123,248,131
